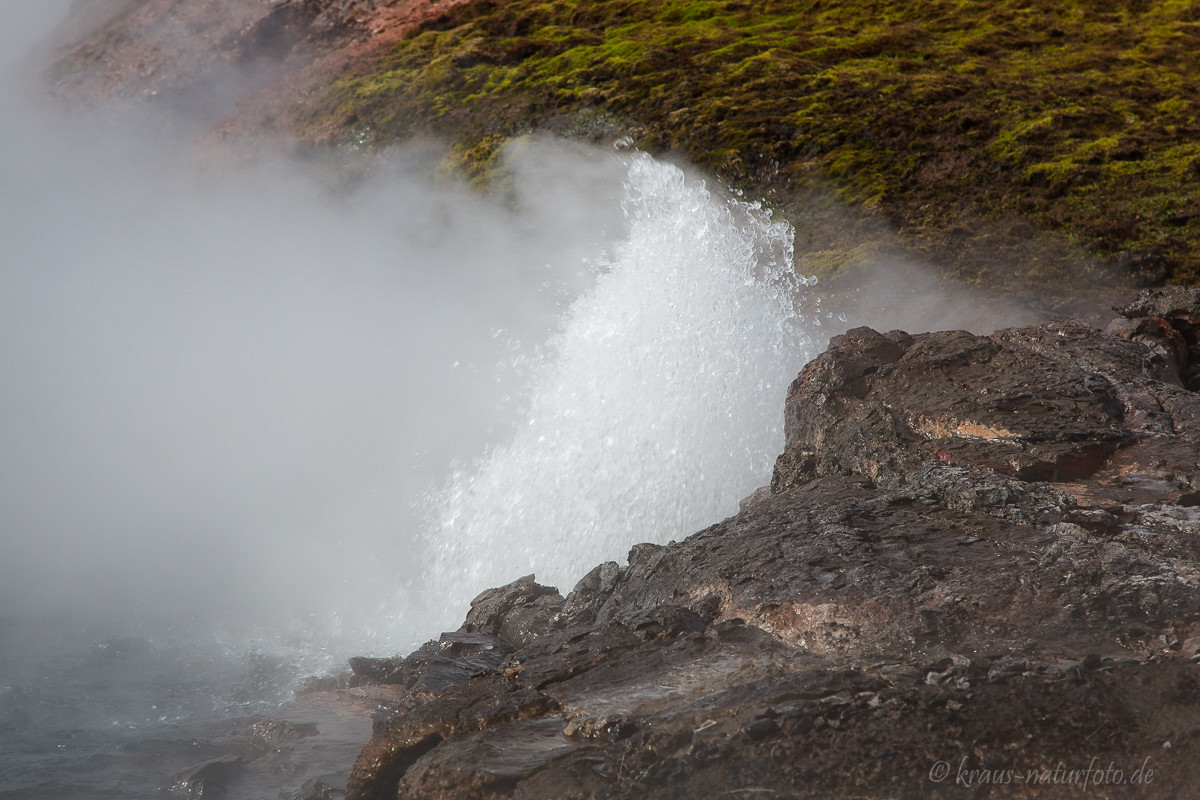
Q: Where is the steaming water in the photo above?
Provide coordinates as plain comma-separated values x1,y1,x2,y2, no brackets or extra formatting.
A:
0,11,819,798
0,617,311,799
428,155,816,613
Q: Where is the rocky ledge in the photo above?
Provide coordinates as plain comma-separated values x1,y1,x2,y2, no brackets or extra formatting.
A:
344,288,1200,799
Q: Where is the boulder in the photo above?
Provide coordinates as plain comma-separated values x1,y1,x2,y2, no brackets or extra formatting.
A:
1109,286,1200,389
462,575,565,648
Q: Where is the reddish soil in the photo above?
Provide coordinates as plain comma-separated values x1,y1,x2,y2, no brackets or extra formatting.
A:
45,0,466,144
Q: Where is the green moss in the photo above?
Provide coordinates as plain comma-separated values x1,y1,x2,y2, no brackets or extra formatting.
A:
799,242,888,282
304,0,1200,287
436,133,511,190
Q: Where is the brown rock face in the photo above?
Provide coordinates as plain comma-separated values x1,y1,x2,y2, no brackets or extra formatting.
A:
773,324,1133,491
1109,286,1200,391
345,296,1200,799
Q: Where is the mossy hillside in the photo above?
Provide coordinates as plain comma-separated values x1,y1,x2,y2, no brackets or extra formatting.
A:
311,0,1200,288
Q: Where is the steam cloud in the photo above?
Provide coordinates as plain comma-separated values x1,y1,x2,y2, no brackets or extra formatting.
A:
0,8,629,647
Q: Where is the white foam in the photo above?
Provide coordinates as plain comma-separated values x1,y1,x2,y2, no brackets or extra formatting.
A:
425,153,818,616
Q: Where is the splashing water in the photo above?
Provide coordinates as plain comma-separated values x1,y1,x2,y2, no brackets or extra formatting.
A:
427,154,818,611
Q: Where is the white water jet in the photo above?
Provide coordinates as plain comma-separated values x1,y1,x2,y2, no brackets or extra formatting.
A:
427,153,819,615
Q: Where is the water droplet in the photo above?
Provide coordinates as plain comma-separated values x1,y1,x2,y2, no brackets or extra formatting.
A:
429,154,821,604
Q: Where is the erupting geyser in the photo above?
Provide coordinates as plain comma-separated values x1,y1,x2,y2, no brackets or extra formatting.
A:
425,153,819,618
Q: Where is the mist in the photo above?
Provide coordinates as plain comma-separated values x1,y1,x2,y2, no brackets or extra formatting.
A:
0,9,633,644
0,3,72,71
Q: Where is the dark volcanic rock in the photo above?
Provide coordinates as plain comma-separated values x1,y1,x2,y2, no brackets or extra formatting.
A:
350,631,514,697
346,297,1200,799
1109,286,1200,390
772,322,1134,492
462,574,565,648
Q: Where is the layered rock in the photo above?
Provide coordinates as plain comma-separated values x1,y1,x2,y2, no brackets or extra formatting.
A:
345,291,1200,799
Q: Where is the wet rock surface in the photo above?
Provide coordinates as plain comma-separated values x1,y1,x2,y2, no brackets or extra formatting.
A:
121,683,403,800
341,291,1200,799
